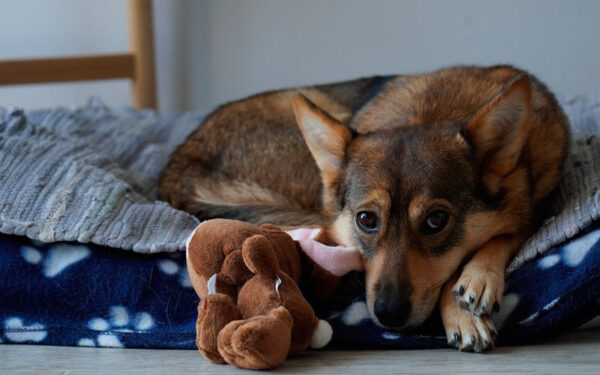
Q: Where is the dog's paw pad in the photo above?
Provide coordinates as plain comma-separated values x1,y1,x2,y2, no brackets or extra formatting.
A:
453,265,504,316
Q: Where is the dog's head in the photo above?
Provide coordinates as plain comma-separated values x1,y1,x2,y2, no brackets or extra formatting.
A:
293,75,531,330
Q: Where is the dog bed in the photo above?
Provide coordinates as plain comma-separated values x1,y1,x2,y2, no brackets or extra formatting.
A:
1,94,599,349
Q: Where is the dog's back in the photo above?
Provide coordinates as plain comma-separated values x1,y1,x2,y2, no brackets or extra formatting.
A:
158,76,393,224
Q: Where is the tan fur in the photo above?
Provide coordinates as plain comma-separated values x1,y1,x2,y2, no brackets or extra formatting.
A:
364,250,388,324
329,208,354,246
408,194,428,223
159,65,569,350
193,180,295,208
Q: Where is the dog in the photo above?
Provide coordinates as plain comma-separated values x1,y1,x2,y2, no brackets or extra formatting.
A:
159,65,569,352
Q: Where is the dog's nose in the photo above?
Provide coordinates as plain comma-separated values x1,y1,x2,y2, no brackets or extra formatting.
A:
374,294,411,328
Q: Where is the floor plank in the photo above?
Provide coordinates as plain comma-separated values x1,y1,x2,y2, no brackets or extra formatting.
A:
2,329,600,374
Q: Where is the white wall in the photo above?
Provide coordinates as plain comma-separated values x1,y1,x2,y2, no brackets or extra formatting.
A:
196,0,600,110
0,0,131,109
1,0,599,113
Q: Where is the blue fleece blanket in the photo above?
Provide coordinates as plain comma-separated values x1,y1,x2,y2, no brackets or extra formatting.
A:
1,223,598,349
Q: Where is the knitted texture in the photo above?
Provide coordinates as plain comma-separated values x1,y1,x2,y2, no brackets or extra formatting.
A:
0,100,202,252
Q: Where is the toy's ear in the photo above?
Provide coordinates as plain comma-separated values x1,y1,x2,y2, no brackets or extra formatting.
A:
462,74,532,195
242,235,279,278
293,94,352,211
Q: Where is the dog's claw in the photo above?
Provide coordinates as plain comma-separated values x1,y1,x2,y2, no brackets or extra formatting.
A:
491,328,498,340
460,339,474,352
453,265,504,317
476,302,488,317
483,336,495,350
449,331,460,345
468,293,475,304
443,301,497,353
452,285,465,296
493,301,500,313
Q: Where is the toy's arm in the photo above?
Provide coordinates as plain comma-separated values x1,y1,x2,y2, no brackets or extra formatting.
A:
284,227,363,276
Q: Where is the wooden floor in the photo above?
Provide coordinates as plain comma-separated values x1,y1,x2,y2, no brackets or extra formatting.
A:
2,329,600,374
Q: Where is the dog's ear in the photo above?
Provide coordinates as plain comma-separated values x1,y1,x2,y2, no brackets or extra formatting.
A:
293,94,352,210
463,74,532,195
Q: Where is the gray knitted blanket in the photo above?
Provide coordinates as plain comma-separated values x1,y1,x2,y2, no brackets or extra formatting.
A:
0,99,202,252
0,96,599,271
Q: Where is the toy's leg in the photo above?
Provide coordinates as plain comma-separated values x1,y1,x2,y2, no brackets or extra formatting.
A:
217,306,293,370
196,293,241,363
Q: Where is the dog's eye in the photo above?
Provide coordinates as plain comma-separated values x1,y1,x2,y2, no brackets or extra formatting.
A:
356,211,378,233
422,210,449,235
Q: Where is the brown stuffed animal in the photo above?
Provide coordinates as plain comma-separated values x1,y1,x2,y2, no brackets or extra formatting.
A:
186,219,363,370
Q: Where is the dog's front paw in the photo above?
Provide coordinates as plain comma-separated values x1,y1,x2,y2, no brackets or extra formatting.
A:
452,262,504,316
442,302,497,352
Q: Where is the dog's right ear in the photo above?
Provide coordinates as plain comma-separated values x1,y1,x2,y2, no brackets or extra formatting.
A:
293,94,352,210
462,75,532,195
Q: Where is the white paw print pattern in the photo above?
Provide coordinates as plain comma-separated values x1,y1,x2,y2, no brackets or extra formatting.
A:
20,246,43,264
382,332,402,340
96,334,124,348
492,292,520,330
157,259,193,288
20,243,90,277
80,305,156,348
77,338,95,347
538,254,560,269
340,302,404,341
2,317,47,343
341,301,370,326
563,229,600,267
536,228,600,270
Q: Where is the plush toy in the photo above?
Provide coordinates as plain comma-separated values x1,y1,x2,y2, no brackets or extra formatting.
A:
186,219,363,370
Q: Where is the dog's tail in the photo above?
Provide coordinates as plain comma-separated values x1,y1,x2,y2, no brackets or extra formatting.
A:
187,202,325,226
159,176,325,226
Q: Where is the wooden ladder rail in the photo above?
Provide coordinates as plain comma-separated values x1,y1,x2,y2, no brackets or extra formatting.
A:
0,0,157,110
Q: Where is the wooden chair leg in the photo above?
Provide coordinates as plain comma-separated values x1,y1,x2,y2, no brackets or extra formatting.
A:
128,0,157,110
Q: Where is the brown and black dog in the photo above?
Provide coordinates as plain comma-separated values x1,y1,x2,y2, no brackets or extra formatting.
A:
159,65,569,352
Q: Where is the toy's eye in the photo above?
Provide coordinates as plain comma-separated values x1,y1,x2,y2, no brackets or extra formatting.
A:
421,210,449,235
357,211,378,233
